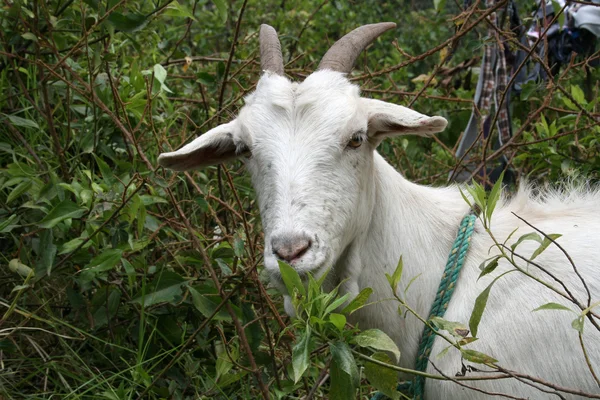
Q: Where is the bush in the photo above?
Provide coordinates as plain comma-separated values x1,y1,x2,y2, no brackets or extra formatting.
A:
1,0,598,398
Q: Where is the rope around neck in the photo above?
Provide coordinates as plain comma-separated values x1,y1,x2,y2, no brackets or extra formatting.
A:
371,212,477,400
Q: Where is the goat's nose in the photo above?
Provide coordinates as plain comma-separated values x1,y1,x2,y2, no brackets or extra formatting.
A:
272,234,312,262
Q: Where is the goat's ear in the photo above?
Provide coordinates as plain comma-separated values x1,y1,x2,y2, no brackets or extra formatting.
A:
157,120,248,171
363,98,447,140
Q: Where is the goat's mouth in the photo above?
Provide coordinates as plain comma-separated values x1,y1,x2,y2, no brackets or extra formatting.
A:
263,243,332,291
267,262,331,296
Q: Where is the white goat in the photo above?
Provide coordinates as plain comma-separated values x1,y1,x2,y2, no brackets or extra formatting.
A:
159,23,600,399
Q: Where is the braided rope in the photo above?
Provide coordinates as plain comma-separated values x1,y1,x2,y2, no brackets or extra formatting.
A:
413,213,476,399
370,212,477,400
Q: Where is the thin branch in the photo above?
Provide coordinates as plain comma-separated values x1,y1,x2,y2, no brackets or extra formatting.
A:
511,212,592,308
430,362,527,399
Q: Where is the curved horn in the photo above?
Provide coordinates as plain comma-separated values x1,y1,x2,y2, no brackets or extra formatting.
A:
260,24,284,75
318,22,396,73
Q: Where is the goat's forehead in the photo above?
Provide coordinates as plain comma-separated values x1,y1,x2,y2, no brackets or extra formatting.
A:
296,72,361,111
241,71,361,139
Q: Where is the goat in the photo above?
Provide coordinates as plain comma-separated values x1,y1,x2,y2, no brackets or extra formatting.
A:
158,23,600,399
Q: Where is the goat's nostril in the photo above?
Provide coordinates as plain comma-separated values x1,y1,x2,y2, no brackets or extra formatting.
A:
272,236,312,262
294,239,311,259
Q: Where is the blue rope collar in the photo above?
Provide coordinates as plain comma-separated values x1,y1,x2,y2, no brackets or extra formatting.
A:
371,212,477,400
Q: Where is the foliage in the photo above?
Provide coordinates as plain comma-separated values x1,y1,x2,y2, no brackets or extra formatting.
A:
0,0,598,398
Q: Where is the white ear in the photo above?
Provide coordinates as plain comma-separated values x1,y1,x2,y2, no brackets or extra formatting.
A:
363,98,447,140
157,120,248,171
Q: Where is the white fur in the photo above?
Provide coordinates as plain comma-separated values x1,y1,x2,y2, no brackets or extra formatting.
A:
159,70,600,398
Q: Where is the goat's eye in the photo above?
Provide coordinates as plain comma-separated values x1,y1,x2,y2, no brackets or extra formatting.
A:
347,134,364,149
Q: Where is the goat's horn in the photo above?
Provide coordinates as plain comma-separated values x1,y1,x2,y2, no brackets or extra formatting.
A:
260,24,284,75
318,22,396,73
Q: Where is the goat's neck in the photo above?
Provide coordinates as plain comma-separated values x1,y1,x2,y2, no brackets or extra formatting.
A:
344,152,471,366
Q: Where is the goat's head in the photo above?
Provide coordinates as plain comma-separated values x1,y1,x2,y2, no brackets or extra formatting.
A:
158,23,447,284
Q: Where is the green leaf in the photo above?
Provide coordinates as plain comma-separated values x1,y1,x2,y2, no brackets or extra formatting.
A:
307,273,321,300
292,326,311,383
571,85,585,105
460,348,497,364
510,232,542,251
131,271,188,308
6,179,32,204
385,255,403,294
341,287,373,315
469,271,513,337
430,316,470,339
196,72,215,86
212,0,228,23
37,229,57,277
434,0,446,12
330,341,358,383
552,0,565,32
486,172,504,224
156,314,183,345
59,237,86,255
92,288,121,328
218,371,249,389
153,64,167,84
323,293,350,316
137,201,146,237
127,194,141,223
152,64,173,93
562,95,577,110
458,337,478,346
533,302,573,312
571,316,584,333
458,186,474,209
122,258,136,286
531,234,562,260
139,195,168,205
82,0,99,9
17,67,30,78
0,214,20,233
436,344,453,360
316,267,331,288
93,155,114,185
278,260,306,297
404,273,422,295
189,287,231,321
309,315,325,328
164,1,196,20
520,80,540,101
364,352,400,400
466,181,486,212
242,303,263,353
330,342,359,400
478,256,500,280
354,329,400,362
21,6,35,18
215,341,236,380
79,189,93,205
469,284,491,339
5,114,39,129
328,313,346,331
86,249,123,273
233,234,244,258
215,258,232,275
78,249,123,286
107,12,148,33
21,32,38,42
38,200,86,229
195,197,209,211
11,284,31,293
